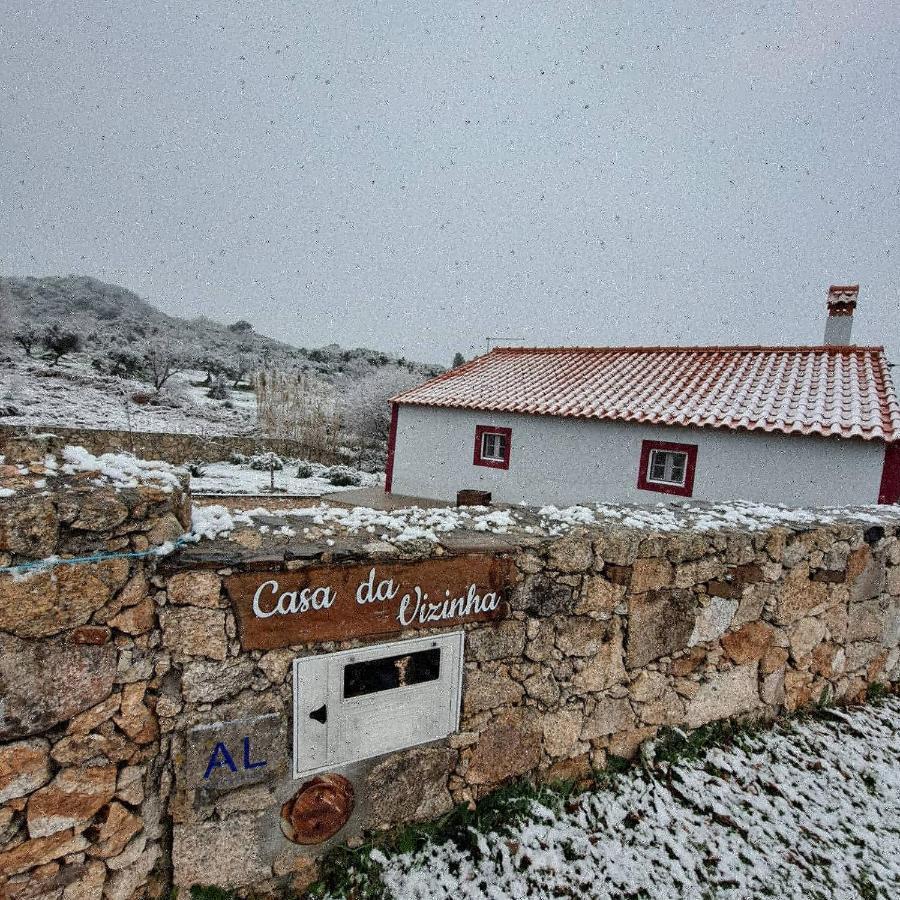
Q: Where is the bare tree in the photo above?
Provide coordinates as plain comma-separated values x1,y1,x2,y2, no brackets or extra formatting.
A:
343,367,421,447
42,325,83,365
13,324,39,357
227,348,258,387
142,342,187,392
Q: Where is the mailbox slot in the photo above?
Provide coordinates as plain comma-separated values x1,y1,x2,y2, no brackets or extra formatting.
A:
293,632,464,778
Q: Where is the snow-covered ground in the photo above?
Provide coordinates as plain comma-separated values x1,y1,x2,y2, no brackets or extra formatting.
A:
0,357,257,435
190,460,381,497
333,697,900,900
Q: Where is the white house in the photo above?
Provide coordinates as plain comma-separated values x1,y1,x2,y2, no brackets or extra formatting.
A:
385,286,900,508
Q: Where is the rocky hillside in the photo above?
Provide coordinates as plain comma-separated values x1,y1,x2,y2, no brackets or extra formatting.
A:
0,275,441,382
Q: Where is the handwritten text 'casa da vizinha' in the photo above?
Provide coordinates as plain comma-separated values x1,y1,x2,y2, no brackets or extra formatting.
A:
250,567,501,627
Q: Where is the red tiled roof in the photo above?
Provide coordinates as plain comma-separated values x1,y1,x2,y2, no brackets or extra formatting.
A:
392,346,900,443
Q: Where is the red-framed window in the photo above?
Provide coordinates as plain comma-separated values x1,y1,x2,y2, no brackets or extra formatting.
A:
879,443,900,504
637,439,698,497
473,425,512,469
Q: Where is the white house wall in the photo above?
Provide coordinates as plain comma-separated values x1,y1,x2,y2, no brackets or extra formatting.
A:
389,405,886,507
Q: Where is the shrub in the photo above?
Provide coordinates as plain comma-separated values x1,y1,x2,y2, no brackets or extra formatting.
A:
185,461,207,478
228,452,249,465
296,462,315,478
207,376,229,400
249,453,283,471
327,465,363,487
42,325,83,365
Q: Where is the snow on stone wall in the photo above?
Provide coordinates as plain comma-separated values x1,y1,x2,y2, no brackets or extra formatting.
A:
0,424,341,467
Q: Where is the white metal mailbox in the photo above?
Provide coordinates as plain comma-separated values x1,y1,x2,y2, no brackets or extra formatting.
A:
292,632,464,778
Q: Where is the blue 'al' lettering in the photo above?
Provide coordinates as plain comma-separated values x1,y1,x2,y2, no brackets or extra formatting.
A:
243,736,267,770
203,742,238,779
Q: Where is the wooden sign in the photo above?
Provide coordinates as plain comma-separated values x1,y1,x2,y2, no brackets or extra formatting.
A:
224,554,514,650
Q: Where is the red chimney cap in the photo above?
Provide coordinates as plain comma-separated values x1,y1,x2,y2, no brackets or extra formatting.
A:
827,284,858,316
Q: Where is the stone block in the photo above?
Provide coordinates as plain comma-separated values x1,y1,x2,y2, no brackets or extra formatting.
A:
0,495,58,557
575,576,624,618
365,747,456,827
61,860,106,900
689,596,738,646
167,570,223,608
108,597,155,635
606,726,658,760
603,564,632,586
466,621,527,662
27,765,117,838
684,665,759,728
705,580,741,599
66,694,121,736
0,738,51,804
639,692,685,726
523,671,561,705
0,634,116,741
629,558,673,593
789,617,826,660
760,646,789,676
628,670,668,703
774,563,828,625
51,731,134,766
70,494,130,531
580,697,634,740
257,648,296,684
0,829,89,879
721,622,774,665
116,766,145,806
847,599,884,643
466,709,542,785
626,590,696,668
571,621,625,693
114,682,158,745
593,531,639,566
556,617,615,657
160,606,227,661
174,814,271,888
89,802,143,859
887,566,900,597
731,584,769,628
525,619,556,662
547,532,593,573
0,563,116,638
177,710,288,794
463,669,523,715
181,658,257,704
520,574,574,616
542,706,583,758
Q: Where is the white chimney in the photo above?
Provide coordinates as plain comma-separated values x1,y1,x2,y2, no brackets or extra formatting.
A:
824,284,858,345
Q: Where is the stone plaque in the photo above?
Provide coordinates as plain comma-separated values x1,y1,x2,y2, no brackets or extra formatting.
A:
224,554,514,650
179,712,288,795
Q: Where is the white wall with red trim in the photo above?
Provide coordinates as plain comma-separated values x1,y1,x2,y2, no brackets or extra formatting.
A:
387,404,892,507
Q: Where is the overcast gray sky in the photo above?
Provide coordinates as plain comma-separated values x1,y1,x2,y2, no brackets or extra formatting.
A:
2,1,898,364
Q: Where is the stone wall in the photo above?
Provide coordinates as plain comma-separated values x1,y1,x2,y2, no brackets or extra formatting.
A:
0,444,191,899
0,425,340,467
1,442,899,899
157,516,900,896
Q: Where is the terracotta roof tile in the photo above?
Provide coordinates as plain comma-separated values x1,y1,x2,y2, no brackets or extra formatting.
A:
392,346,900,443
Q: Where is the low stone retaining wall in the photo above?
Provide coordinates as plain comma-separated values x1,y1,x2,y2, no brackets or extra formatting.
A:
0,425,340,467
1,441,898,898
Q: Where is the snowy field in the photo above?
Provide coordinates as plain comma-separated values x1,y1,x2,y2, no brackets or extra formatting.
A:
190,460,381,497
0,357,257,434
330,697,900,900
